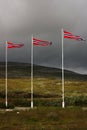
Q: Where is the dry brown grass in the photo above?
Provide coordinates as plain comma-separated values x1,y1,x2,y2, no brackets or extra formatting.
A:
0,107,87,130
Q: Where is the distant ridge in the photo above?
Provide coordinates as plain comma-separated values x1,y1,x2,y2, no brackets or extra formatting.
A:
0,62,87,80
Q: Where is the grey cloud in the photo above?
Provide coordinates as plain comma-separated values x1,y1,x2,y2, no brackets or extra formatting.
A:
0,0,87,74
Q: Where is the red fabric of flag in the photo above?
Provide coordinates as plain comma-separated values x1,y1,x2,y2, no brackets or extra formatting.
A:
7,42,24,48
64,30,85,41
33,38,52,46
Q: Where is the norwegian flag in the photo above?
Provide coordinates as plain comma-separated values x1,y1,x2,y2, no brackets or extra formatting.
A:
7,42,24,48
33,37,52,46
64,30,85,41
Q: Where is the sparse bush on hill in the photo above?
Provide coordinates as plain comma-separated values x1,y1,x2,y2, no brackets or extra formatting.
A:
65,96,87,106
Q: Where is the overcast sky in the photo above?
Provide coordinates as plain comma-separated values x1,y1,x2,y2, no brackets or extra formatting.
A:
0,0,87,74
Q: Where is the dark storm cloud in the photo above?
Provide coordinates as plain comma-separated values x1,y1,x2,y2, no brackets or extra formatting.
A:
0,0,87,74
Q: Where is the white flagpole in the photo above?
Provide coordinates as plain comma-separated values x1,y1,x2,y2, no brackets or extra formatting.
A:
62,28,65,108
31,35,34,108
5,41,8,108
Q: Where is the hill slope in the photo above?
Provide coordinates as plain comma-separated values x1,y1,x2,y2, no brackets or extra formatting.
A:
0,62,87,80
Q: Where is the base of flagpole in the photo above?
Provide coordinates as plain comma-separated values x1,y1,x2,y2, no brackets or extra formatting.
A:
6,101,8,108
62,101,65,108
31,101,33,109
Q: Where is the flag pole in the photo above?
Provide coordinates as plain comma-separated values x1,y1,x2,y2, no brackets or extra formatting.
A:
31,35,34,108
5,41,8,108
62,28,65,108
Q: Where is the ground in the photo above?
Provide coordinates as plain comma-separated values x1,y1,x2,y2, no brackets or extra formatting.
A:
0,107,87,130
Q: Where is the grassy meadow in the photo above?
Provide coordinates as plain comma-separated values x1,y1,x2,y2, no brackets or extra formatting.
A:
0,62,87,107
0,107,87,130
0,77,87,108
0,62,87,129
